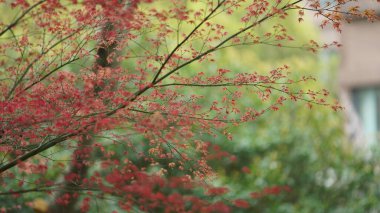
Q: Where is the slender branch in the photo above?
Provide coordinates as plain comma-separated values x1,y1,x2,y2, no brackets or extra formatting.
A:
154,78,308,88
0,188,51,196
128,108,236,123
154,82,260,87
0,1,45,37
0,186,100,196
20,57,81,93
153,0,304,85
255,83,330,106
6,29,82,100
0,133,75,173
151,0,226,83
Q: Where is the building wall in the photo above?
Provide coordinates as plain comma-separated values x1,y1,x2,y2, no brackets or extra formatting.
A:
339,17,380,147
340,22,380,88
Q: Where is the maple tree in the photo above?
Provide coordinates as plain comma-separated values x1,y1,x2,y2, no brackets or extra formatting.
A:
0,0,378,212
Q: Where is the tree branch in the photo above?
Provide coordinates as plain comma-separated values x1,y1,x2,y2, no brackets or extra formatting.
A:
151,0,226,83
0,1,45,37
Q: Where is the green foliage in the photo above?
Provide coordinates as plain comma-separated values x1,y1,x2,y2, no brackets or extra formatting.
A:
203,14,380,213
214,100,380,212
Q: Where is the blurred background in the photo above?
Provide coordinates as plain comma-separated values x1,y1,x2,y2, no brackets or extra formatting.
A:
210,0,380,212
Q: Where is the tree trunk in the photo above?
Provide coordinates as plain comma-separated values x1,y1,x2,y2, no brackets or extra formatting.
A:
48,22,120,212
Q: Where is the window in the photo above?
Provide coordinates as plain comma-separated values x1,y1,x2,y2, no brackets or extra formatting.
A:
352,87,380,145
